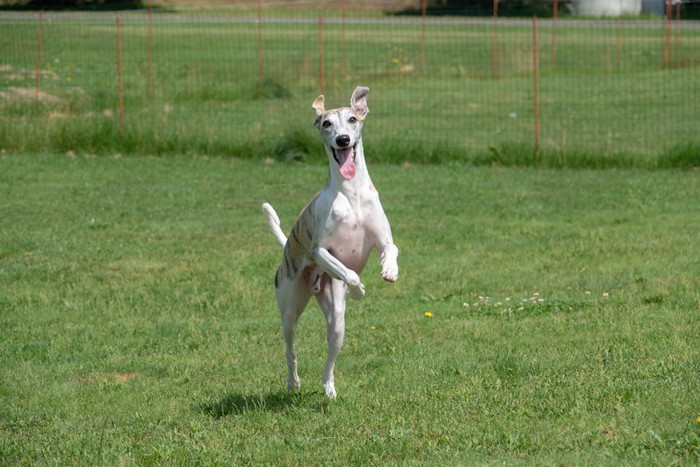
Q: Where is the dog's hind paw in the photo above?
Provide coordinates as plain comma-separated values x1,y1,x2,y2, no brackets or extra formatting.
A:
287,378,301,393
323,381,337,399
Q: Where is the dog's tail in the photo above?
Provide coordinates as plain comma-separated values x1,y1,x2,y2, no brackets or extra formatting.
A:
262,202,287,248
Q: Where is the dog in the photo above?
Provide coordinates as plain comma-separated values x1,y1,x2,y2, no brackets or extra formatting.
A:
261,86,399,398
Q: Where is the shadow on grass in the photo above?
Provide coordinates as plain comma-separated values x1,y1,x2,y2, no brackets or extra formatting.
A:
199,391,330,418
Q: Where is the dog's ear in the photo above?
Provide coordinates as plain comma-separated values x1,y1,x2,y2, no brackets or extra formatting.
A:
312,95,325,116
350,86,369,120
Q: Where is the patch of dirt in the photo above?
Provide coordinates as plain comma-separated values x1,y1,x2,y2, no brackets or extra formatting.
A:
0,86,61,104
76,372,139,383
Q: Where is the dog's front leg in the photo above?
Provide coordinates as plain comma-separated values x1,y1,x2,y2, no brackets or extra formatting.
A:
369,208,399,282
380,243,399,282
312,247,365,300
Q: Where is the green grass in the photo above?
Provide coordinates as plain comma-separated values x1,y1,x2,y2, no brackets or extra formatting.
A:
1,11,699,166
1,153,699,464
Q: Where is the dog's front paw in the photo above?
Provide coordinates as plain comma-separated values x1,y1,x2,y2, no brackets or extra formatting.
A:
380,244,399,282
381,264,398,282
346,271,366,300
348,282,366,300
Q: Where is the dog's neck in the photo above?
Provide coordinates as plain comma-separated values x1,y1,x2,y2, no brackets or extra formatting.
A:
325,138,371,194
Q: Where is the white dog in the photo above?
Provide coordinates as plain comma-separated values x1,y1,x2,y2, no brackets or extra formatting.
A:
262,86,399,398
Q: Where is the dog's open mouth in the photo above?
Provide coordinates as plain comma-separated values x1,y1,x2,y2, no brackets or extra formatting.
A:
333,144,356,180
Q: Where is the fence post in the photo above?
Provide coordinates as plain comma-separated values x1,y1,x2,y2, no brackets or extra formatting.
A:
533,16,540,157
663,0,671,67
318,15,324,95
492,0,499,77
340,0,346,81
116,16,125,138
617,0,623,68
419,0,427,76
257,0,264,93
35,10,44,104
147,7,153,98
675,1,681,67
551,0,557,68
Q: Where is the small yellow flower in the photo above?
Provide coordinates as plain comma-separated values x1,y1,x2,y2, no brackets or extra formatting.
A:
424,312,433,318
370,325,377,331
696,416,700,424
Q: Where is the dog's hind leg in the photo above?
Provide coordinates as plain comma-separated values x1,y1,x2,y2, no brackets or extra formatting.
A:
315,275,348,398
276,278,311,392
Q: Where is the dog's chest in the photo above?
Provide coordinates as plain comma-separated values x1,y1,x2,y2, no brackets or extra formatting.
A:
320,193,375,271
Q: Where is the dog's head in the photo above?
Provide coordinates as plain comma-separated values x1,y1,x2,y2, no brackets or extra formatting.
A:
312,86,369,180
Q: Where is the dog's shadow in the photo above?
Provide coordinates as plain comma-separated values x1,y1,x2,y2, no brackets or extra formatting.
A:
199,390,331,418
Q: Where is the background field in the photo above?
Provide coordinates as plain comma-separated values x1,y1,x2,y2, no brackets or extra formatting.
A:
1,7,700,166
1,154,699,464
2,3,700,464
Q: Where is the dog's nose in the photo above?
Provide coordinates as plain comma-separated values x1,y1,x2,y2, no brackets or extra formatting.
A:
336,135,351,147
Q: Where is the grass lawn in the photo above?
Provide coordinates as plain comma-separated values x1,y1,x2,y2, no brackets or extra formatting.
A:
1,153,699,464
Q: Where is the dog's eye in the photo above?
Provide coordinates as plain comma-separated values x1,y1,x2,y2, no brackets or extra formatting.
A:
322,120,332,128
348,117,357,124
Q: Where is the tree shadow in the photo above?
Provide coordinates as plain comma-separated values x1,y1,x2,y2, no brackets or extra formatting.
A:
1,0,150,11
199,390,330,418
390,1,560,18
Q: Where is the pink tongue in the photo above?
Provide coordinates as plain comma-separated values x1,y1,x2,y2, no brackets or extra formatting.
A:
337,148,356,180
